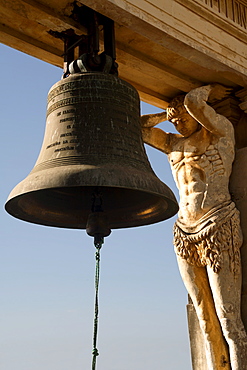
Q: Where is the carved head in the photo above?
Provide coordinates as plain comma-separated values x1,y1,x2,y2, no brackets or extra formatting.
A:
167,94,199,137
167,95,186,121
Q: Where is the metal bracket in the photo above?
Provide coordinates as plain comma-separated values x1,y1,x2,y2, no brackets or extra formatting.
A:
68,53,114,75
53,4,118,77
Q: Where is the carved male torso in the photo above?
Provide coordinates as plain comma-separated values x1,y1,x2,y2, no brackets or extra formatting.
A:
168,127,233,225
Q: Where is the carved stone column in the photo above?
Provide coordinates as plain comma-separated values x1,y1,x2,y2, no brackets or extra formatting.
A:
230,88,247,332
187,92,247,369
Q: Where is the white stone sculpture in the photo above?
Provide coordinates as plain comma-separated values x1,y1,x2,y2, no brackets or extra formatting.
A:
141,84,247,370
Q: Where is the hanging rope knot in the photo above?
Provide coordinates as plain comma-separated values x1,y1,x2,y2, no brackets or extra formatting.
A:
92,348,99,357
95,249,101,261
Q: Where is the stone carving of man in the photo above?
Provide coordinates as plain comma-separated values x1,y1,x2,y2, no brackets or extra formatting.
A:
141,84,247,370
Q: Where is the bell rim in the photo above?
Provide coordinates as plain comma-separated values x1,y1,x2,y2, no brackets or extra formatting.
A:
6,163,177,203
5,184,178,230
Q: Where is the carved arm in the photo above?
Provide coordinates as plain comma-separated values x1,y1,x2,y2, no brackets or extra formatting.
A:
184,84,233,137
140,111,167,127
140,112,173,154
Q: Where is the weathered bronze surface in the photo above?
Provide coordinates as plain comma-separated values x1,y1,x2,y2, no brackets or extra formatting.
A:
5,73,178,229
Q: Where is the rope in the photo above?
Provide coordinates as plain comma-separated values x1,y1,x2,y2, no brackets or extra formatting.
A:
92,238,103,370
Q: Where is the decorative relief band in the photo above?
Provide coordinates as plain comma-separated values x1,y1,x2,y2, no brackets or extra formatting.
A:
30,154,149,173
46,96,139,117
48,79,138,103
195,0,247,29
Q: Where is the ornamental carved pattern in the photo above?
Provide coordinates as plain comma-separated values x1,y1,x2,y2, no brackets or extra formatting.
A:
195,0,247,29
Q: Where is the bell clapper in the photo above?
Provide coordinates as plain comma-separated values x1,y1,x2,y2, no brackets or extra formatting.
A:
86,188,112,242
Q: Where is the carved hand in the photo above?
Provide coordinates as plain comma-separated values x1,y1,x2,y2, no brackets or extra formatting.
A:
208,84,233,103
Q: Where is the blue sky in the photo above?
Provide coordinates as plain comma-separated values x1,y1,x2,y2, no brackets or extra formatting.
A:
0,43,191,370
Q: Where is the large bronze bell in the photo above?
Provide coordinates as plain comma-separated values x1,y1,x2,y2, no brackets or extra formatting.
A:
5,73,178,229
